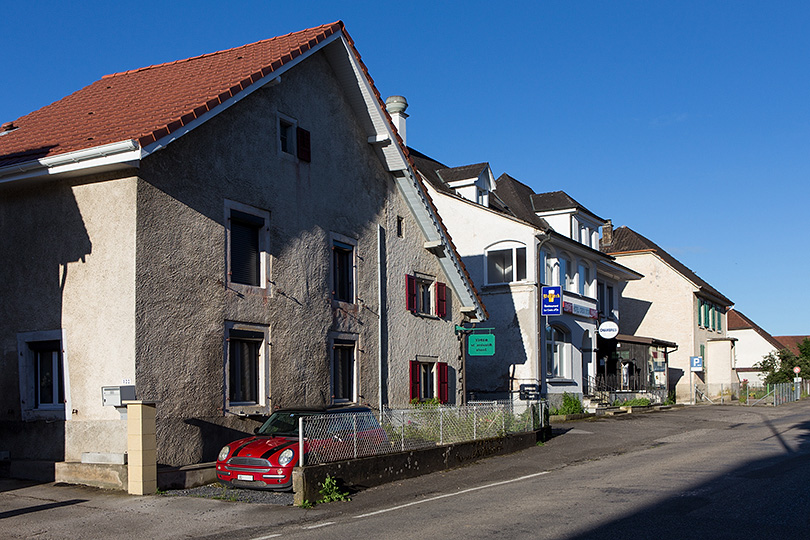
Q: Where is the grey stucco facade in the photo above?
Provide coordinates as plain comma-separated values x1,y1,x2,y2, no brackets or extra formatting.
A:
1,48,475,468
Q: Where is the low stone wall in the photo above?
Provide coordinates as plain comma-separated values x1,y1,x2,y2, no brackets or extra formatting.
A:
292,431,540,506
55,462,127,490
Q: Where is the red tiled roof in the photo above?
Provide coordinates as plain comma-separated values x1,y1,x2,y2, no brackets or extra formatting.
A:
727,309,783,350
0,22,343,168
774,336,810,356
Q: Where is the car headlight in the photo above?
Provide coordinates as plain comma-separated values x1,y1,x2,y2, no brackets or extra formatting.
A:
277,448,295,467
218,445,231,462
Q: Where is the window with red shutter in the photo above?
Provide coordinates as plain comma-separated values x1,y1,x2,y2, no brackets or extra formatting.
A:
438,362,449,403
435,282,447,318
406,274,416,312
409,360,420,401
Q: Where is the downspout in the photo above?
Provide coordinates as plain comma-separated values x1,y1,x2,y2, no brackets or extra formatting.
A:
377,224,385,412
535,232,552,396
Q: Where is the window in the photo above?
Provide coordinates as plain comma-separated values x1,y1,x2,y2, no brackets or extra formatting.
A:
332,239,355,303
409,358,449,403
226,201,269,289
332,339,356,402
546,325,571,379
17,330,69,420
406,274,447,317
486,243,527,284
279,118,294,155
578,262,591,297
32,341,64,409
226,324,268,409
559,255,575,292
278,114,311,162
396,216,404,238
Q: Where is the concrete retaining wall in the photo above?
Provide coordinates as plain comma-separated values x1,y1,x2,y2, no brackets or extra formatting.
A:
292,431,540,505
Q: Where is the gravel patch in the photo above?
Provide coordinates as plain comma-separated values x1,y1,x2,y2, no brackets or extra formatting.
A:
163,483,294,505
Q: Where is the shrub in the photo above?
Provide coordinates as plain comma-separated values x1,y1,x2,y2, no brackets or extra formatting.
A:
551,393,584,415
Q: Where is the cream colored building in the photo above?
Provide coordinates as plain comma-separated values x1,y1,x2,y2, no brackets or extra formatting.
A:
603,225,734,402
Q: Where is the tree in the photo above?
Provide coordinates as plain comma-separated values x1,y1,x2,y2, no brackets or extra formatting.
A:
756,338,810,384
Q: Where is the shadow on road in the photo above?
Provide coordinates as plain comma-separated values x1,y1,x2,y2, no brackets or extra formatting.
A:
566,415,810,539
0,499,87,520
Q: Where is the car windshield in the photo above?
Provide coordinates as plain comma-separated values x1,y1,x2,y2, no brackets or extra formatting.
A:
256,411,315,436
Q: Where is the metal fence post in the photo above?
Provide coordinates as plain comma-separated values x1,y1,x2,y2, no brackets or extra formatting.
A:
298,417,305,467
440,407,444,445
401,410,405,451
353,414,358,458
473,406,478,440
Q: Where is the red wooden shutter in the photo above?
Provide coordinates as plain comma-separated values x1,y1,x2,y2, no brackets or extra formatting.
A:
297,127,311,162
409,360,420,401
406,274,416,312
435,282,447,317
438,362,449,403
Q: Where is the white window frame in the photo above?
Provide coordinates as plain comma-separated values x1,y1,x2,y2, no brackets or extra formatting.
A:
225,200,270,291
277,112,298,158
17,329,70,421
559,254,575,292
224,322,270,414
546,325,572,380
416,355,439,401
330,232,357,306
330,333,358,403
485,241,528,285
577,261,593,298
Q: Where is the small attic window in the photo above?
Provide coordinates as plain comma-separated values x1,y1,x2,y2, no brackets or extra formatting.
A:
277,113,310,162
279,118,295,154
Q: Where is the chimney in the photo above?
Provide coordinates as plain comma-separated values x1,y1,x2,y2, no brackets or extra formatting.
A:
385,95,408,146
601,219,614,251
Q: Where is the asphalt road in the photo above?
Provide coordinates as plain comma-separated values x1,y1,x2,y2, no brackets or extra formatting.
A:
3,402,810,539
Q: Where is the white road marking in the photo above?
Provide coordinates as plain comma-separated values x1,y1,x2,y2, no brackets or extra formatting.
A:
250,534,282,540
304,522,336,529
353,471,550,519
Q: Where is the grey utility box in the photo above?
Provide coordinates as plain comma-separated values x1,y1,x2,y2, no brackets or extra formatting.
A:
102,385,136,407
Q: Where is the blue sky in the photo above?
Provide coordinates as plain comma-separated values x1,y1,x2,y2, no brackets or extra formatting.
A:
3,1,808,335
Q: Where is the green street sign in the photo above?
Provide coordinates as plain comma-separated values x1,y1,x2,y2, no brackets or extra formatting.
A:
468,334,495,356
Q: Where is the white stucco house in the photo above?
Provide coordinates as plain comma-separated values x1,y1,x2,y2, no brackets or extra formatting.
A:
727,309,782,385
400,143,640,405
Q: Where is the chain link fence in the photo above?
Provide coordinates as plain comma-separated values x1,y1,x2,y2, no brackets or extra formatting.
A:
300,400,546,466
694,380,810,406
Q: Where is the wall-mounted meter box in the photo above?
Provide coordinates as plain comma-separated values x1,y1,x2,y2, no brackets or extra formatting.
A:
102,385,136,407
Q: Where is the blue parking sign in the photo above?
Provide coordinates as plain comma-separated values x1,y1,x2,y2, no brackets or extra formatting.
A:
541,286,562,316
690,356,703,372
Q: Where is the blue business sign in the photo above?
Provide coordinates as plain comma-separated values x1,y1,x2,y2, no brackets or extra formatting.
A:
541,286,562,316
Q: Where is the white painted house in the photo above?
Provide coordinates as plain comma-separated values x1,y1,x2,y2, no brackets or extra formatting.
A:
727,309,782,385
405,145,640,405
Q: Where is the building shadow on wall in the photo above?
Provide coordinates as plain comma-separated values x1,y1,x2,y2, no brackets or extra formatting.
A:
616,296,652,335
0,172,92,476
462,254,529,401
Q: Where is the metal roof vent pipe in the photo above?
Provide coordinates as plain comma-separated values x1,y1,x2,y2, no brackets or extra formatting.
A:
385,95,408,146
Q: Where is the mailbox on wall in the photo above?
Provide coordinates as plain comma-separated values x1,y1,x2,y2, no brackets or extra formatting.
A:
102,385,136,407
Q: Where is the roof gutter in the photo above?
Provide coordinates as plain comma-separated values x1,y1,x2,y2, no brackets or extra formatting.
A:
0,139,142,185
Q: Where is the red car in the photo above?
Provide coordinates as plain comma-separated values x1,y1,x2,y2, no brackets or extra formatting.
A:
216,405,386,490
